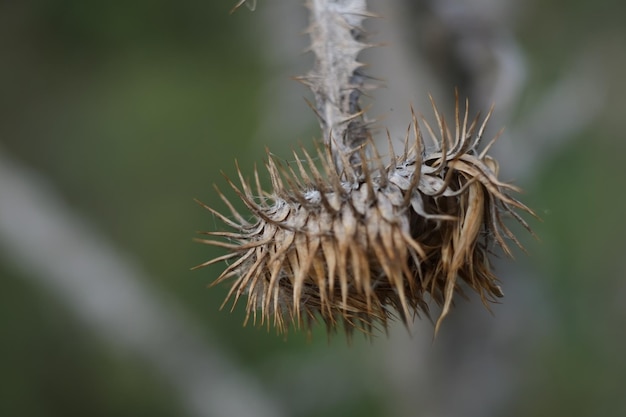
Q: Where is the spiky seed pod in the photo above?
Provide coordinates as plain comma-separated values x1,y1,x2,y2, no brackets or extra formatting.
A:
195,97,536,338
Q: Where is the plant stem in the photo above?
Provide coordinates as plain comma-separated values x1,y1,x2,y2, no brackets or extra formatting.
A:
304,0,374,175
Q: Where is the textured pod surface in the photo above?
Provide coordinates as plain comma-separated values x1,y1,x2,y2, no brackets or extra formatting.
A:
195,98,536,337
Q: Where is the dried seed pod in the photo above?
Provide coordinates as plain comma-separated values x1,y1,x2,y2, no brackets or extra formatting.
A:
195,97,536,338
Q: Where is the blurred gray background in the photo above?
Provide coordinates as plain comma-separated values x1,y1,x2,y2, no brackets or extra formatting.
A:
1,1,625,416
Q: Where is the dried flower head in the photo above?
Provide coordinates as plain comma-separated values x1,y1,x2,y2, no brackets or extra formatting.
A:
195,96,536,338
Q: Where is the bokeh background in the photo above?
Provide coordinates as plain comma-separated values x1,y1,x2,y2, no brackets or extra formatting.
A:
1,1,625,416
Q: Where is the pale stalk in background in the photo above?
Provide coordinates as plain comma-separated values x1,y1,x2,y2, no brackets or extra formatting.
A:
0,148,286,417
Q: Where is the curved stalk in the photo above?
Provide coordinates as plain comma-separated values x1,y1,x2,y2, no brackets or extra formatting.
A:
302,0,375,175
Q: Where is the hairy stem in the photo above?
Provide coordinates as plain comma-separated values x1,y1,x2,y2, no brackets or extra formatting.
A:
303,0,374,175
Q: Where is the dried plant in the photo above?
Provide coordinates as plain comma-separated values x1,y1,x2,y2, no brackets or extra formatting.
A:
195,0,535,338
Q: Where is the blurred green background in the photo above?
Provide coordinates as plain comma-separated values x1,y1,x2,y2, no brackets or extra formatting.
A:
1,1,625,416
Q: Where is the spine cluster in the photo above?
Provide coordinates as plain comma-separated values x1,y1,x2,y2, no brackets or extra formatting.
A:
196,0,536,338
